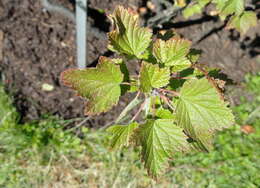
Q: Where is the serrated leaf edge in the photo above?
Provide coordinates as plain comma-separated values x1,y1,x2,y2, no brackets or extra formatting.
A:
60,56,123,116
153,37,192,66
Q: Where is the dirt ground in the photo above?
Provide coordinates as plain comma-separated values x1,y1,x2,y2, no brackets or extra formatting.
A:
0,0,259,127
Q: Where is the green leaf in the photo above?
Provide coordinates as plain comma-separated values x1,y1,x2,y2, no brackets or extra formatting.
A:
129,82,139,93
156,108,175,119
189,131,214,152
220,0,244,17
61,56,124,115
187,49,202,63
227,11,258,35
175,0,187,7
183,0,211,18
212,0,229,11
153,37,191,67
108,6,152,58
110,58,124,65
137,119,190,177
183,4,202,18
118,60,130,94
107,122,138,149
176,78,235,151
139,62,170,93
171,57,191,73
139,46,158,64
197,0,211,6
213,0,228,11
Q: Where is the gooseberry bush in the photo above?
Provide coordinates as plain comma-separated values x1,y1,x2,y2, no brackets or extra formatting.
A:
178,0,258,34
61,6,235,177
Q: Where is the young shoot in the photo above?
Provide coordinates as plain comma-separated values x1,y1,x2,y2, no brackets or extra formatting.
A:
61,6,235,177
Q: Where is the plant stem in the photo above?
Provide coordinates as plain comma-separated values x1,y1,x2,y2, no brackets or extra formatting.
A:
171,76,196,80
120,82,132,86
115,92,142,124
151,96,156,117
130,100,146,122
158,88,180,97
159,94,175,111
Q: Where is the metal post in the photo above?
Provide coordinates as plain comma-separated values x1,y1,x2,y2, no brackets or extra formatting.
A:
76,0,87,69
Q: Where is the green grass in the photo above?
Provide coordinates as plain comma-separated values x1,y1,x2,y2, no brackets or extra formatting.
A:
0,73,260,187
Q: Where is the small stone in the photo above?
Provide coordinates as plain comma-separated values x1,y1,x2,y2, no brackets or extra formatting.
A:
61,41,67,47
147,1,155,11
209,10,219,16
42,83,54,91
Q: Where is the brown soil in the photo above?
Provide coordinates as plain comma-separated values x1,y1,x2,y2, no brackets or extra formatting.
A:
0,0,140,127
173,14,260,83
0,0,259,126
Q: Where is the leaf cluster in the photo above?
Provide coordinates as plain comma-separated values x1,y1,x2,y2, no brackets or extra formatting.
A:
61,6,235,177
178,0,258,34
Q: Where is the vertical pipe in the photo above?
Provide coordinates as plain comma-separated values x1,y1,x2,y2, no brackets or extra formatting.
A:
76,0,87,69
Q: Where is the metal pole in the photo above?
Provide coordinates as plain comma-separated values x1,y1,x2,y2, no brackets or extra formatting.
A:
76,0,87,69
